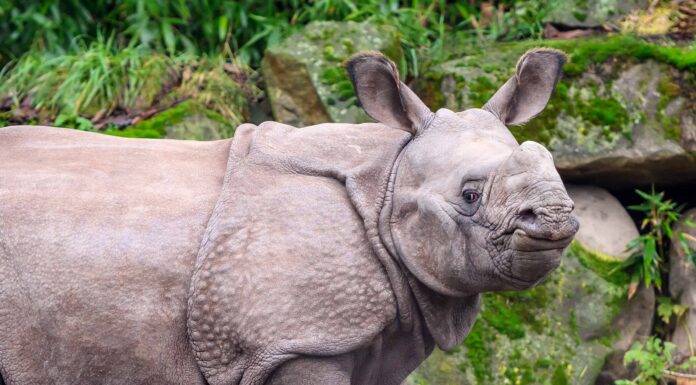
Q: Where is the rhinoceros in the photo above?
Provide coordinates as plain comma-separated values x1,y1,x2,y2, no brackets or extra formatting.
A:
0,48,578,385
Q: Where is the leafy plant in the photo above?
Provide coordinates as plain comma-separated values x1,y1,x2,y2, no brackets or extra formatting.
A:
616,337,696,385
613,187,696,294
657,296,694,356
657,296,689,325
54,112,94,131
615,337,675,385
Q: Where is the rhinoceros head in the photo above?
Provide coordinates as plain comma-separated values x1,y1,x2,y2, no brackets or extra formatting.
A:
346,49,578,294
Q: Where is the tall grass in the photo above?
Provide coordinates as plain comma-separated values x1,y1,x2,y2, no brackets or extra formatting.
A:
0,0,557,69
0,35,255,127
0,36,170,117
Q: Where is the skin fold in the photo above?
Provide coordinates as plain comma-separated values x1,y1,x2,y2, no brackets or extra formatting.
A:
0,49,578,385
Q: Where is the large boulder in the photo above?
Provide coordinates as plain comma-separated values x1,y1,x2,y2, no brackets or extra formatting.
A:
669,208,696,358
567,185,638,260
408,186,654,385
413,36,696,189
261,21,402,127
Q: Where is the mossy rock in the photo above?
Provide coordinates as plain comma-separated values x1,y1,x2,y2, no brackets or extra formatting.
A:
261,21,403,127
407,246,628,385
103,101,236,140
415,36,696,188
544,0,650,28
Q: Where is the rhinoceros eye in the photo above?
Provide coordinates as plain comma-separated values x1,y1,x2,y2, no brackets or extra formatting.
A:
463,190,480,204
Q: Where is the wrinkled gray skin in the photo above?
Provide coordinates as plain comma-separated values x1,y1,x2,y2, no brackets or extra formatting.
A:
0,49,578,385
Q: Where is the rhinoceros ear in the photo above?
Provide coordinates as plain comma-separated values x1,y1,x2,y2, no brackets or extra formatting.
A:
345,52,432,134
483,48,566,125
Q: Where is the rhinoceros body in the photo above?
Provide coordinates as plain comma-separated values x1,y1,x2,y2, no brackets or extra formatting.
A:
0,127,228,384
0,50,578,385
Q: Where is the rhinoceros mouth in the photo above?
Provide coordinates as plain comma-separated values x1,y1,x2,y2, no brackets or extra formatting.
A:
510,229,573,252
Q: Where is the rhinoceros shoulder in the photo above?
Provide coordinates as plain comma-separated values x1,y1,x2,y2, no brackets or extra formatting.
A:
187,121,412,385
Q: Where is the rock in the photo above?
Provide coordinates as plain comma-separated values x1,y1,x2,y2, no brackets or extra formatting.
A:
669,209,696,358
414,36,696,189
596,284,656,384
407,185,654,385
545,0,649,28
567,185,639,260
163,113,234,141
554,60,696,188
261,21,402,127
566,185,655,383
103,101,236,140
619,6,679,36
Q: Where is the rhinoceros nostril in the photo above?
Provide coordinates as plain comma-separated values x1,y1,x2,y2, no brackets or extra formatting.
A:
518,208,536,222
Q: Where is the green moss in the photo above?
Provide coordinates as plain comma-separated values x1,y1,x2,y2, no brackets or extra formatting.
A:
320,66,356,105
467,76,497,107
663,115,682,142
541,35,696,77
655,75,683,142
462,322,493,383
102,100,199,139
551,364,570,385
567,241,629,285
428,247,627,385
582,97,629,127
102,125,163,139
658,76,681,99
482,296,526,339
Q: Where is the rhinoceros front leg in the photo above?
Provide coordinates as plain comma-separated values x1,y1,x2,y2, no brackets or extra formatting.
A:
265,356,352,385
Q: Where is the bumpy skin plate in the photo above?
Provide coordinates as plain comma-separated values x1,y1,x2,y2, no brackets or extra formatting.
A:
188,121,428,385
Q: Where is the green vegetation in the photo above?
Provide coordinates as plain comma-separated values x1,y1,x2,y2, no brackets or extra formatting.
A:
544,35,696,76
614,188,696,291
0,0,560,72
615,337,696,385
568,241,629,286
0,37,170,118
0,37,255,134
446,247,626,385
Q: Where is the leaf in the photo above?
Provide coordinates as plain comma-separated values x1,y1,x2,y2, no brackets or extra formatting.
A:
161,21,176,54
673,304,688,318
627,280,639,300
76,116,93,131
218,15,228,41
54,112,71,127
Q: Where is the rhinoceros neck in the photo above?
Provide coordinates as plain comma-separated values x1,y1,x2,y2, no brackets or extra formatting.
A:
375,143,482,351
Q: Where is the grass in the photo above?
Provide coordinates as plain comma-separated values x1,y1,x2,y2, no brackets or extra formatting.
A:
0,0,560,74
0,36,170,118
0,37,255,132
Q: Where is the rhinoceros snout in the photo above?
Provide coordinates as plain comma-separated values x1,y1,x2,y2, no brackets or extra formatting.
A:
512,191,579,244
505,199,578,285
513,209,578,249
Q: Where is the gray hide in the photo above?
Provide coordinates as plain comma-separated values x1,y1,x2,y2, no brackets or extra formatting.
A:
0,48,578,385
